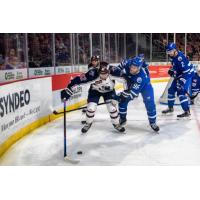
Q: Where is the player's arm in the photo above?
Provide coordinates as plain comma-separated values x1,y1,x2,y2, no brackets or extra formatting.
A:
118,59,129,70
109,65,124,77
142,62,150,76
61,69,97,101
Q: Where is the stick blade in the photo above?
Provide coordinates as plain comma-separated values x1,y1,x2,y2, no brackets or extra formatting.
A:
64,156,80,164
53,110,63,115
53,110,58,115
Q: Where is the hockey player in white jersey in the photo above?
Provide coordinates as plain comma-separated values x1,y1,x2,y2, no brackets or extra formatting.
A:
61,62,125,133
82,55,100,116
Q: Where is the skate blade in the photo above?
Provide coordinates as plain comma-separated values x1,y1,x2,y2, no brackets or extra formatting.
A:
114,130,126,134
161,112,174,116
177,116,191,120
64,156,80,164
81,132,88,135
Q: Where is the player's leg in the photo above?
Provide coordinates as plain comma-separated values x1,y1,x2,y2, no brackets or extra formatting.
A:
118,100,130,126
141,84,159,132
177,78,191,118
103,91,125,133
162,79,177,114
81,89,89,119
81,98,88,124
81,90,100,133
190,82,200,105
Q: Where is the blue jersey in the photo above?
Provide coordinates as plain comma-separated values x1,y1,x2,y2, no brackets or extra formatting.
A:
110,63,150,97
191,72,200,94
169,51,194,79
111,59,157,125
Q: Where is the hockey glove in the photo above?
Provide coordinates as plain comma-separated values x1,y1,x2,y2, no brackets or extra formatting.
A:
168,68,176,77
118,90,134,103
61,87,73,102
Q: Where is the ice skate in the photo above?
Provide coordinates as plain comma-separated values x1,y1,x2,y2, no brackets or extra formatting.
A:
81,123,92,133
162,107,174,114
113,124,125,133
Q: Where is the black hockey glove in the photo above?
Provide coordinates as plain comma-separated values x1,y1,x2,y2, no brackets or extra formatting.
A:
118,90,134,103
61,87,73,102
168,68,176,77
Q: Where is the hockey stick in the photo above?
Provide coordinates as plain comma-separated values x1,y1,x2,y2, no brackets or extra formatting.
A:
189,91,199,100
63,100,79,164
53,101,111,115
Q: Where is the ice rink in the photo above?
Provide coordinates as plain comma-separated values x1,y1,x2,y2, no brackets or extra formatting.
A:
1,82,200,166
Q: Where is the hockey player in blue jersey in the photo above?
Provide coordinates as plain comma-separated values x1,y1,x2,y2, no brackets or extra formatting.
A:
162,43,194,118
191,65,200,104
60,62,125,133
110,56,159,132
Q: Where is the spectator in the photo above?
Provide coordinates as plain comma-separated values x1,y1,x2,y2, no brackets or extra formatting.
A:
5,49,19,69
0,56,5,70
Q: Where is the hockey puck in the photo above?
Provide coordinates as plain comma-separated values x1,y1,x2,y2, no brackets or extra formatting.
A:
77,151,83,155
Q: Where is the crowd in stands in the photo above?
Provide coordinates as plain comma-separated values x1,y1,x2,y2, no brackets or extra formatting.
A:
0,34,26,70
28,33,52,68
0,33,200,70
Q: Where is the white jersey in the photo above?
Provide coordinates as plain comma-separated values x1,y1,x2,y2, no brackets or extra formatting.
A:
91,76,115,93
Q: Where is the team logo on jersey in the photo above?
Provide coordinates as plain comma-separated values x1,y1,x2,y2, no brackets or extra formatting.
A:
192,83,196,87
178,56,182,61
132,83,140,90
137,77,142,83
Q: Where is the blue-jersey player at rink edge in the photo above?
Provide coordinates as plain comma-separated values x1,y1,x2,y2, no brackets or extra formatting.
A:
110,56,160,132
191,65,200,104
162,43,194,118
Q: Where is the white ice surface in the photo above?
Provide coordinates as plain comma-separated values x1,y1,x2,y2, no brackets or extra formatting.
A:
1,82,200,166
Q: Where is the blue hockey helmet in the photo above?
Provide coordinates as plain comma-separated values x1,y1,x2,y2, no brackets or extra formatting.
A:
128,56,143,68
166,43,177,53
